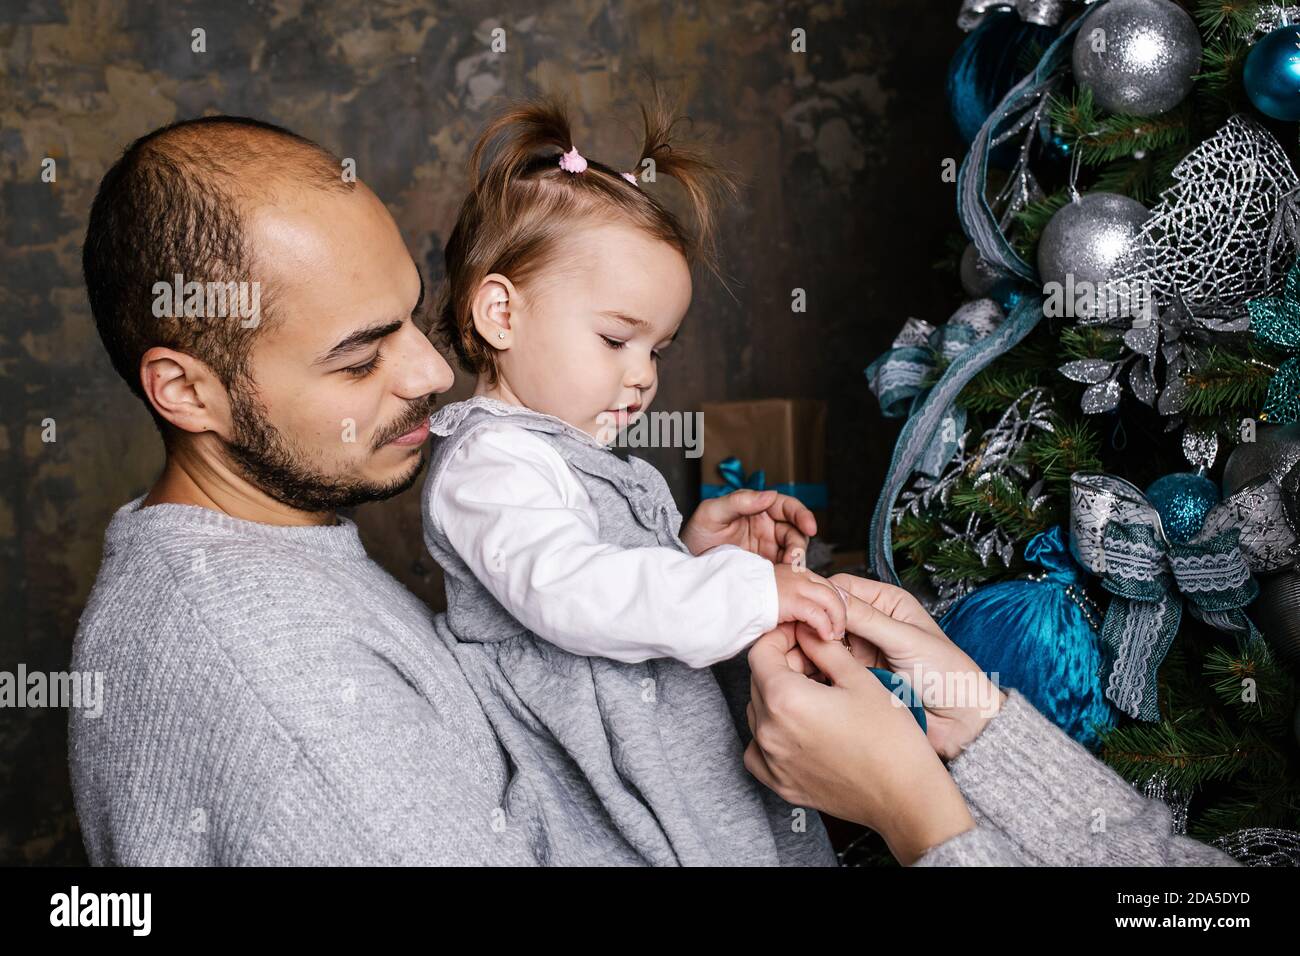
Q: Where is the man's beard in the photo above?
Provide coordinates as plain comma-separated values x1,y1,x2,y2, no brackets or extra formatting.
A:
222,385,438,513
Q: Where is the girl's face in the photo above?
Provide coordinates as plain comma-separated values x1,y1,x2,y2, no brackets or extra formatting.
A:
474,221,692,440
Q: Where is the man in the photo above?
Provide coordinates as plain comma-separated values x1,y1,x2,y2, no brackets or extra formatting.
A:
71,116,825,864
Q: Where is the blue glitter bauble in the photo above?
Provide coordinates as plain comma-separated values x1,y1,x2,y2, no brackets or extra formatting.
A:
1245,25,1300,122
1145,471,1221,543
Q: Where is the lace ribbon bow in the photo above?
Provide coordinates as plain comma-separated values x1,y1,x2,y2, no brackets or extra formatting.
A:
1068,473,1298,721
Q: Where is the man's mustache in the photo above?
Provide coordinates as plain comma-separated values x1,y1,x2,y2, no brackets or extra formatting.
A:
372,395,440,449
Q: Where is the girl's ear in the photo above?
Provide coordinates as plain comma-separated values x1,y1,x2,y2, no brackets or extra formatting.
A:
471,274,515,350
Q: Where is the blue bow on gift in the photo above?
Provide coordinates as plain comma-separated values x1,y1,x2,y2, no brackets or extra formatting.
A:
865,300,1004,479
700,456,828,510
716,456,765,493
1069,473,1298,722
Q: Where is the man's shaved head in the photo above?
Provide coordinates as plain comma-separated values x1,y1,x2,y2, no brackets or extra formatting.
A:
83,115,354,444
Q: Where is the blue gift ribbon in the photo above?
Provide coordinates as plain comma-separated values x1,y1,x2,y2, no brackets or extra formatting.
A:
700,456,828,510
868,667,927,732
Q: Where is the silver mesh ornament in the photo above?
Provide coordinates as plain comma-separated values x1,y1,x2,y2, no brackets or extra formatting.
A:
1119,114,1300,317
1141,772,1191,835
1211,827,1300,866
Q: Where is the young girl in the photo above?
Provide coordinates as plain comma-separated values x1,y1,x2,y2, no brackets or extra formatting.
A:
422,93,846,866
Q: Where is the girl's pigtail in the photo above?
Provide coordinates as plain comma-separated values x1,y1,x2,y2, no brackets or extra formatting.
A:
630,88,741,290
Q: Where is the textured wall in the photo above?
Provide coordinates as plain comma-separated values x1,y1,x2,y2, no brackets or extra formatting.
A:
0,0,965,862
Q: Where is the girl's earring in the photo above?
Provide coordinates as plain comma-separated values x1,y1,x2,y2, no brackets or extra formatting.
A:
497,331,506,340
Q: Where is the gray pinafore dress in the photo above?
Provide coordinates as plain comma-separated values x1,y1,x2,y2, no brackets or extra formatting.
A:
421,396,837,866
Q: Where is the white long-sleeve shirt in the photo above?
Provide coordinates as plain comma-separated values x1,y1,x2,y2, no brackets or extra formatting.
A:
429,421,780,668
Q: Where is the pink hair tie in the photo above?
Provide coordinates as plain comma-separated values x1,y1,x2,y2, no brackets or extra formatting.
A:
559,146,587,174
621,171,639,186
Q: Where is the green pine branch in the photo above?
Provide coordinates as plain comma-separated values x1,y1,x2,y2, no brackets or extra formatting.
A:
1048,88,1192,164
1059,325,1126,362
949,473,1055,538
1019,418,1104,493
1181,344,1280,418
1090,144,1186,205
1193,0,1291,37
1205,638,1297,731
1012,188,1069,260
1098,713,1269,792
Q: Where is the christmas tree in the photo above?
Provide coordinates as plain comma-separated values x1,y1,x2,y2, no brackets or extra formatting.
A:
866,0,1300,863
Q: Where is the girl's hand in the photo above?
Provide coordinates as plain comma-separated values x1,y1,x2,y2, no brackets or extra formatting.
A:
680,489,815,563
827,573,1007,760
773,565,846,643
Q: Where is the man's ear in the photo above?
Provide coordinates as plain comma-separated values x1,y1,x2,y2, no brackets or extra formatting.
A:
139,347,233,439
470,274,518,350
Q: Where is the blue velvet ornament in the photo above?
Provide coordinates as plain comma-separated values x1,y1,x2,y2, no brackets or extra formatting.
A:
1145,471,1221,543
947,11,1059,168
939,526,1116,750
1245,24,1300,122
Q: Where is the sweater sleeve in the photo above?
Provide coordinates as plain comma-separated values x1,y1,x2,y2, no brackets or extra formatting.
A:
939,687,1242,866
911,823,1029,866
429,422,779,668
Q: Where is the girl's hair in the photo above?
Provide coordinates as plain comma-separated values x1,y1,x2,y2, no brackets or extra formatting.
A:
435,89,740,382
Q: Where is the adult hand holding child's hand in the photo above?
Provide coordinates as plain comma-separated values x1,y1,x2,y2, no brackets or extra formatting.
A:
743,619,974,865
744,573,1011,864
825,573,1007,760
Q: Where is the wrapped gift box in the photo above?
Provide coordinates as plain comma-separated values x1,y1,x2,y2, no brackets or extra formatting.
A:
700,399,828,530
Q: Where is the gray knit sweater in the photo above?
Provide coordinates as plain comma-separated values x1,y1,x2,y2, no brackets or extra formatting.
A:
68,493,1241,866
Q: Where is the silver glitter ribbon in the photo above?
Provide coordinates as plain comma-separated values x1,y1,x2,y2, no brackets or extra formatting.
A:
958,0,1093,31
1069,472,1299,721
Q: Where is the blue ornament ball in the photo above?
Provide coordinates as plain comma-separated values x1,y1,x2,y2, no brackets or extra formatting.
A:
939,527,1115,750
1145,471,1221,543
947,11,1059,167
1245,25,1300,122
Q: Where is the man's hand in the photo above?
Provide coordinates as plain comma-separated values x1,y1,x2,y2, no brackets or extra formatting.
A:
680,489,816,562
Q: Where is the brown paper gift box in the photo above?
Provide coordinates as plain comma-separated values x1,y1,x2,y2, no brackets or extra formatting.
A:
699,399,828,530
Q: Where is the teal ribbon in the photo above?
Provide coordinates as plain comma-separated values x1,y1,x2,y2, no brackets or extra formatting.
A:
869,294,1045,584
865,303,1003,477
867,12,1094,585
1069,473,1298,722
1247,255,1300,424
700,457,828,510
717,456,765,492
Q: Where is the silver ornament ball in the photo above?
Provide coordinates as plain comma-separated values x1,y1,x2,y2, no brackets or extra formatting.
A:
960,243,1014,299
1072,0,1202,117
1252,569,1300,677
1037,191,1151,291
1222,423,1300,496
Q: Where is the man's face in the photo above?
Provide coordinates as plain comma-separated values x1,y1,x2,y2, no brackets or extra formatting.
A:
223,183,453,512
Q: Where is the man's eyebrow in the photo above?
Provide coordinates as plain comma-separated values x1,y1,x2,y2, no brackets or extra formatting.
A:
597,309,650,330
414,268,425,316
314,319,404,366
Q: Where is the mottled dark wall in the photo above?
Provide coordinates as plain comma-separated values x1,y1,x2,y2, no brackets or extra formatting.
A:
1,0,964,862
